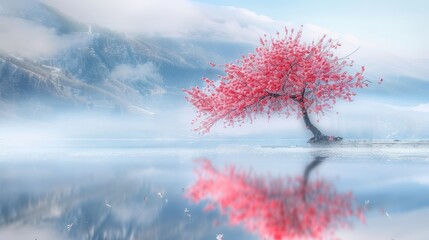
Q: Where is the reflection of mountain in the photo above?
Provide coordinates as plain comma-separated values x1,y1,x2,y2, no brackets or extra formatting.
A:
0,181,168,239
187,158,363,240
0,164,205,240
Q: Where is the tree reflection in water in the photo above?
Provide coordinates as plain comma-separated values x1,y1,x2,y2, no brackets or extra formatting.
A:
187,157,364,240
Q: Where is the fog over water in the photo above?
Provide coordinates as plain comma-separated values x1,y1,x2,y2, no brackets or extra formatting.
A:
1,0,429,239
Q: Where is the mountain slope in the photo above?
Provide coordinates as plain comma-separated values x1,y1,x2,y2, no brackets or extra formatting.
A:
1,0,429,121
0,2,185,116
0,52,154,117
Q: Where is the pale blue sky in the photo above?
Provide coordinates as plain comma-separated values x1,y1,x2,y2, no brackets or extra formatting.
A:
193,0,429,58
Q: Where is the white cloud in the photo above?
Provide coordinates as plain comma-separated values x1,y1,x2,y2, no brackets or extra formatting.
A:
42,0,201,36
110,63,165,95
1,0,427,79
41,0,284,43
193,5,285,43
304,24,429,80
111,63,163,84
0,16,85,58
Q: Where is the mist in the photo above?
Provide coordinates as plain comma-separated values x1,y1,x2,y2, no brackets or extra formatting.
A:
1,2,429,240
0,16,80,58
0,0,427,144
1,92,428,151
41,0,283,43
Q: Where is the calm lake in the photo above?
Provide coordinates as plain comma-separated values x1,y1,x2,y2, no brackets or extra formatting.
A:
1,139,429,240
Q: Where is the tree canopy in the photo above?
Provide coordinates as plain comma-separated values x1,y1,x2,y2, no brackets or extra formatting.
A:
185,27,368,134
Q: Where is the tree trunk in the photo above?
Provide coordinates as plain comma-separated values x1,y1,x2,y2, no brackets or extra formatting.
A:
300,104,324,141
293,96,342,143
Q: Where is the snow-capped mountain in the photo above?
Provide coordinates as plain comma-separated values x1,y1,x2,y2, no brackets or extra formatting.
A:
0,1,254,117
0,51,157,117
1,0,429,120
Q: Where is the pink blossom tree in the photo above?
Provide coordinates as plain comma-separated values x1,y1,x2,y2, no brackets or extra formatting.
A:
185,27,369,143
187,158,364,240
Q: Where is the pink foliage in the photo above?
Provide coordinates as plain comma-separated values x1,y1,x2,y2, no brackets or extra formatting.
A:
184,27,367,133
187,160,364,240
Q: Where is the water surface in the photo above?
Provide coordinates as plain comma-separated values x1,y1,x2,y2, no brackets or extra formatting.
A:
1,140,429,239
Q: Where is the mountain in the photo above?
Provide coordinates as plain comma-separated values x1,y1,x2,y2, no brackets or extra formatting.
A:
0,1,250,118
0,51,156,117
0,2,158,117
1,0,429,121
